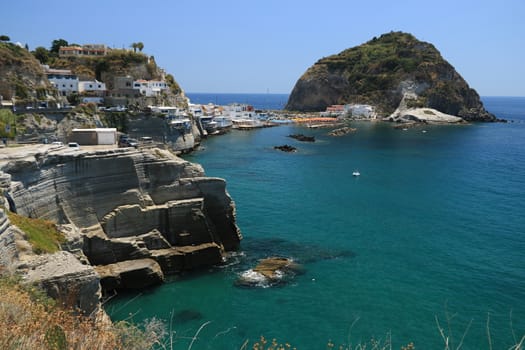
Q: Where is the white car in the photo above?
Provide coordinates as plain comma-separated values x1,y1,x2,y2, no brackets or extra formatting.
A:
68,142,80,149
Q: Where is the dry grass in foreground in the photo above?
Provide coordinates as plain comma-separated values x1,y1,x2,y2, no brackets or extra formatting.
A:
0,277,164,350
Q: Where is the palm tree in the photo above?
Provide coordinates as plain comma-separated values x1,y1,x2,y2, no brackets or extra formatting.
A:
131,42,138,53
137,42,144,52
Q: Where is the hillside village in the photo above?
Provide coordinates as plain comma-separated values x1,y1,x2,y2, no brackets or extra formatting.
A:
0,38,289,152
0,39,185,111
0,33,487,153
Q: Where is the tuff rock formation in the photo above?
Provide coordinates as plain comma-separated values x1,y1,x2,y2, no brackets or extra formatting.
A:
0,145,241,314
286,31,496,122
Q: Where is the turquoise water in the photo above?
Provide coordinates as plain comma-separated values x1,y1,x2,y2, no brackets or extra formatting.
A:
107,97,525,349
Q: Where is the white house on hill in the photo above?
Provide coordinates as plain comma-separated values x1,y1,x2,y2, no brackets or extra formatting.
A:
133,79,169,97
43,65,79,96
78,80,106,95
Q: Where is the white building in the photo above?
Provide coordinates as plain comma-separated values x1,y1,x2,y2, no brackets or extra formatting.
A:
59,44,109,57
344,104,376,119
70,128,117,145
133,79,169,97
222,103,257,119
78,80,106,95
43,66,79,96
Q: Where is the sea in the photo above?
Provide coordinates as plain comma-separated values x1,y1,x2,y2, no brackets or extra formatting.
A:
185,92,289,110
106,95,525,350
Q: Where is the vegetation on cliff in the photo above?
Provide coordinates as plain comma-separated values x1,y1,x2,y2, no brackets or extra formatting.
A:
0,42,55,104
6,211,65,254
285,32,495,121
31,38,182,95
0,109,19,139
0,277,165,349
0,37,183,110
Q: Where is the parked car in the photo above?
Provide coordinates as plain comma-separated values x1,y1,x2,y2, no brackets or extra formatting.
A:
68,142,80,149
51,141,63,146
119,138,138,148
139,136,153,144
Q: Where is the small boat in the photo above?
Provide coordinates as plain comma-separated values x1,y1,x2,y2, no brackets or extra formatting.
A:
352,171,360,177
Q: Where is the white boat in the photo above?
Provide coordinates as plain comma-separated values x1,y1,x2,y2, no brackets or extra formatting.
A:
352,171,361,176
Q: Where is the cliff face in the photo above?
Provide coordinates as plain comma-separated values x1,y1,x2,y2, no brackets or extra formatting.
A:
0,146,241,308
285,32,496,121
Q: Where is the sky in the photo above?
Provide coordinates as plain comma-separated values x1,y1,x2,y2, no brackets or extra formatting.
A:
2,0,524,96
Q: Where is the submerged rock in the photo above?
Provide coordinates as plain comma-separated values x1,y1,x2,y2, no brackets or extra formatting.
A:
236,257,303,288
241,237,355,264
173,309,203,323
288,134,315,142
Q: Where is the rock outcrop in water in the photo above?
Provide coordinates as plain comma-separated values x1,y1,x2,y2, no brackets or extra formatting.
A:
285,31,496,122
0,145,241,314
236,257,303,288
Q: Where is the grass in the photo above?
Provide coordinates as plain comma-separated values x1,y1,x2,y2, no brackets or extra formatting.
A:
6,211,65,254
0,277,164,350
0,276,117,349
0,109,18,139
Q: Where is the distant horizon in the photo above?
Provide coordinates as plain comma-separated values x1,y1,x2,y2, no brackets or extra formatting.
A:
186,92,525,98
186,92,290,95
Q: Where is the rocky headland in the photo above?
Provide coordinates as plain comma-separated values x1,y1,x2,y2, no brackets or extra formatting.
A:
0,145,241,316
285,31,497,122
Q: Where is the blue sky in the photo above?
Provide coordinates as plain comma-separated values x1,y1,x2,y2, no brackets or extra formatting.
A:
3,0,524,95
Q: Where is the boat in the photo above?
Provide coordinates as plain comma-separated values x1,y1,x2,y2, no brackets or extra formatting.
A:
352,171,361,177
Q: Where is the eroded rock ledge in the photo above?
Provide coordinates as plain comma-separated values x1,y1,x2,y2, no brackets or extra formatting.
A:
0,145,242,314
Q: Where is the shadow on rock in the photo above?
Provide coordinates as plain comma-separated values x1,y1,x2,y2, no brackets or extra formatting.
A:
241,237,355,264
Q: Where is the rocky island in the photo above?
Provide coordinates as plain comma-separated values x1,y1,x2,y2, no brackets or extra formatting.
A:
286,31,497,122
0,145,241,316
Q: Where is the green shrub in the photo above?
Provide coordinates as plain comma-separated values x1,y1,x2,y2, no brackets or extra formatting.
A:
6,211,65,254
0,109,17,138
